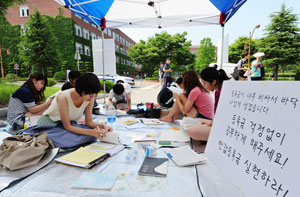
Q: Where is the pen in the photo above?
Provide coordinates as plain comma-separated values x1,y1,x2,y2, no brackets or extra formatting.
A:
140,119,144,123
167,153,173,159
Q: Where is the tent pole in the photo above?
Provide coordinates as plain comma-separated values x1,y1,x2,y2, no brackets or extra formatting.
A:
220,24,225,69
101,30,106,104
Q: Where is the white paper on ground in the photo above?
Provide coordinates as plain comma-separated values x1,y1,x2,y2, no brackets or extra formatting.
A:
159,130,190,142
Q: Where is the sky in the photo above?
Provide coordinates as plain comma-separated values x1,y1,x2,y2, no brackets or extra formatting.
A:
119,0,300,46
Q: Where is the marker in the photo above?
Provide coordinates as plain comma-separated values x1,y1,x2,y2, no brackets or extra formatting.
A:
167,153,173,159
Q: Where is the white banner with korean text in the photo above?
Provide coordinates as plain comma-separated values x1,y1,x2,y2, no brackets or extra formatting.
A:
205,81,299,197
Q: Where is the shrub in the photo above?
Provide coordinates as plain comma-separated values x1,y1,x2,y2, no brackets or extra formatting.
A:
54,71,66,81
99,80,114,93
295,71,300,81
47,78,56,87
5,73,18,82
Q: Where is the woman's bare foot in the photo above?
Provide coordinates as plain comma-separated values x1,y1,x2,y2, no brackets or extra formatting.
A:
159,116,174,122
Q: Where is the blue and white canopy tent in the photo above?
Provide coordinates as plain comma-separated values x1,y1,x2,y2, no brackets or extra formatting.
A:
55,0,247,98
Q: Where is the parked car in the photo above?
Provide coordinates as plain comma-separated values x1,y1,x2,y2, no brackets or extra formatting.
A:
97,74,135,86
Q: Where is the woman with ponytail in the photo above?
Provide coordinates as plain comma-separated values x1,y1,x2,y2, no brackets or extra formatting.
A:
7,73,54,130
187,67,230,141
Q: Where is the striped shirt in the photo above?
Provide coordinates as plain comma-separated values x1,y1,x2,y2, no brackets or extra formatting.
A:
7,86,36,125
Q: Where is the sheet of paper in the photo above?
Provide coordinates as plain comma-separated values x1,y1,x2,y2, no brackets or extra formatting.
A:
159,130,190,142
101,131,120,144
59,147,106,165
72,172,118,190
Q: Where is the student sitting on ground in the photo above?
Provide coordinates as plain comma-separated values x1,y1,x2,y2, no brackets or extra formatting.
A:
106,81,131,111
61,70,81,91
187,67,230,141
23,73,112,148
157,77,183,108
7,73,53,130
62,70,99,114
159,70,214,122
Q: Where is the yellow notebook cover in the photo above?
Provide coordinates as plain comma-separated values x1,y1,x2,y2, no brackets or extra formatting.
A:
59,147,106,165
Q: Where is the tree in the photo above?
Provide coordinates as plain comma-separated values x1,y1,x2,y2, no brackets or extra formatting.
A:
18,10,58,75
128,32,195,74
0,14,21,76
194,38,215,72
258,4,300,79
229,36,259,64
0,0,24,15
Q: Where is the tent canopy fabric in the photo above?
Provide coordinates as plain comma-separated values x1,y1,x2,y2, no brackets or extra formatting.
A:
55,0,247,29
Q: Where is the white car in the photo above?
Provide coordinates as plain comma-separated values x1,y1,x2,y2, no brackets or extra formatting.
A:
97,73,135,86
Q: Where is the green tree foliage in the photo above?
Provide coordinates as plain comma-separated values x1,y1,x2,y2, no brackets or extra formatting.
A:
258,4,300,76
128,32,195,75
229,37,259,64
195,38,215,72
0,14,21,76
8,62,16,74
0,0,24,15
85,61,93,72
79,61,85,73
18,10,58,76
44,10,75,68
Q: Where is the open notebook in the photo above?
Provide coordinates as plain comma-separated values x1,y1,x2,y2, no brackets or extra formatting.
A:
164,145,206,167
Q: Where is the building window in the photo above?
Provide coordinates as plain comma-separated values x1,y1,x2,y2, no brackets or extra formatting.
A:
92,24,96,28
84,46,90,56
19,5,29,17
116,34,119,41
75,42,83,54
83,19,89,24
83,29,89,40
91,33,97,40
74,14,82,19
112,32,116,39
74,24,82,37
107,29,112,37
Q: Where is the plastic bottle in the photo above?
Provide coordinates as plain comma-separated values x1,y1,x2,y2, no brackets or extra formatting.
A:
125,149,138,163
24,117,31,129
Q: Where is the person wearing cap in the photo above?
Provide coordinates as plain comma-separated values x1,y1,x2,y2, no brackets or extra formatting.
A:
250,52,265,81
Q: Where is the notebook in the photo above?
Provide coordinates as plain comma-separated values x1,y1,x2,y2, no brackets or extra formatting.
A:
164,145,206,167
159,130,190,142
55,147,108,168
72,172,118,190
138,157,168,177
84,141,125,156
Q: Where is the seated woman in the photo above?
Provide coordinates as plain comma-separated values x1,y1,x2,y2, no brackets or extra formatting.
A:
23,73,112,148
7,73,53,130
160,70,214,122
187,67,230,141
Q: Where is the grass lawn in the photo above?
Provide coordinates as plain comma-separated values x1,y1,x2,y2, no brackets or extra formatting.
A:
0,82,60,105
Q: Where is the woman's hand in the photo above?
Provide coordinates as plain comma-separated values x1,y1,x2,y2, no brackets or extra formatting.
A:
173,92,178,98
103,124,112,132
93,127,107,141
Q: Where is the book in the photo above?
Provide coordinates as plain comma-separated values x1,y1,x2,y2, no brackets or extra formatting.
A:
138,157,168,177
142,119,163,125
84,141,125,156
181,117,202,130
164,145,206,167
55,147,108,168
72,172,118,190
101,131,120,144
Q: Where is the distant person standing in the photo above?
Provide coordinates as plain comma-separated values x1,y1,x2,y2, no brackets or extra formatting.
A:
163,58,172,87
158,62,164,88
250,52,265,81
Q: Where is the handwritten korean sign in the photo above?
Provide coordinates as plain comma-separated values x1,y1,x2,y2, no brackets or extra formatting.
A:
205,81,299,197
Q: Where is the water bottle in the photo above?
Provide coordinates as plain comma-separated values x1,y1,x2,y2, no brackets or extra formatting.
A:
125,149,138,163
24,117,31,129
107,103,116,129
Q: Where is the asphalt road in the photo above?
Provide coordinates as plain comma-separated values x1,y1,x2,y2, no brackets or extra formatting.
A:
97,79,161,105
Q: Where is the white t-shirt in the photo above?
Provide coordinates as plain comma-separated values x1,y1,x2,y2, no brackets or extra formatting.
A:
108,83,131,102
